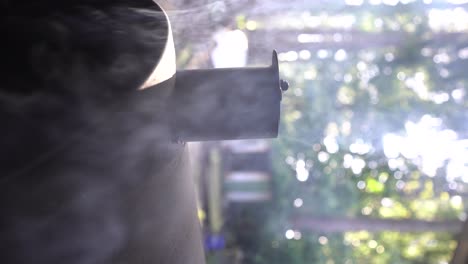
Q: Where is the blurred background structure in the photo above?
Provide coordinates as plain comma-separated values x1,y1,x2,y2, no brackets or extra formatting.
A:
162,0,468,263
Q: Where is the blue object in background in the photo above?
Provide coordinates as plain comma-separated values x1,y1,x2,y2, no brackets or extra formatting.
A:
205,234,226,251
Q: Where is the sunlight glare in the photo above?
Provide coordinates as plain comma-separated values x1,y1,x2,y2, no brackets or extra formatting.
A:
383,115,466,180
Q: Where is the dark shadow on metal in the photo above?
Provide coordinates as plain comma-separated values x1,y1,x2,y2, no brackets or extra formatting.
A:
171,50,288,142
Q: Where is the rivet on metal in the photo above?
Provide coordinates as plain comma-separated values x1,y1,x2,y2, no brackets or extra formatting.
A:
280,79,289,91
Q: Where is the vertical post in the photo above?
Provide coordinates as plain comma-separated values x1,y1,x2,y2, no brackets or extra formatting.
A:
208,147,224,234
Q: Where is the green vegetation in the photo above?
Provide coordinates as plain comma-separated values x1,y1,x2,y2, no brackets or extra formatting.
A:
178,1,468,263
234,2,467,264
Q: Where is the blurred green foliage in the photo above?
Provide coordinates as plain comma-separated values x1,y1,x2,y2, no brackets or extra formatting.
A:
200,1,468,263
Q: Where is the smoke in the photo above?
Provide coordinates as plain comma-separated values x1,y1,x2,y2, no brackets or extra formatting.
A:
0,3,189,263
